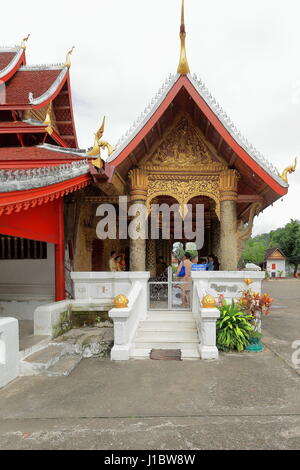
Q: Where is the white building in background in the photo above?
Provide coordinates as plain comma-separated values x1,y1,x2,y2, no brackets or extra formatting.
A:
265,248,287,278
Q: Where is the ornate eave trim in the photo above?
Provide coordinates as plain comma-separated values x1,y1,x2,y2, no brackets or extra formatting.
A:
19,63,65,71
0,174,91,216
0,160,90,193
28,67,68,106
0,47,23,80
107,74,179,163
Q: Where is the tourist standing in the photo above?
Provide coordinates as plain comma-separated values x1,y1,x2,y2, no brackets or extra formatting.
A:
207,255,215,271
109,251,117,272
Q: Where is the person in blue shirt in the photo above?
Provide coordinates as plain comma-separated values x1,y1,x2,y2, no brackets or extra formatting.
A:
207,255,215,271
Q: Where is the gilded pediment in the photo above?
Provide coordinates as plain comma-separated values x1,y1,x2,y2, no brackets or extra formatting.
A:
140,114,227,172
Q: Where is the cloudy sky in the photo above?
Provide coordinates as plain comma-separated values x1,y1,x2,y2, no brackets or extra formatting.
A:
3,0,300,235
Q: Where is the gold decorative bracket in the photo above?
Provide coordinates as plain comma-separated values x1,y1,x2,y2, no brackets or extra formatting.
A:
43,101,54,136
87,117,116,168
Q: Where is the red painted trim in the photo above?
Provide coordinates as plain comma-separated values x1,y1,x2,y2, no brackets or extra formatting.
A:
0,125,47,134
111,75,287,196
0,173,91,215
0,50,26,83
0,199,64,243
55,197,65,301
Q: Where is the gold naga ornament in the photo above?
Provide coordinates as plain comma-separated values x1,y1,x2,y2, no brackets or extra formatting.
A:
279,157,298,183
201,294,217,309
65,46,75,68
87,116,116,168
20,34,30,50
113,294,129,309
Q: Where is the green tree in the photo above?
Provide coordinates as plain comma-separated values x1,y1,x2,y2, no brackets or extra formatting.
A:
242,237,269,265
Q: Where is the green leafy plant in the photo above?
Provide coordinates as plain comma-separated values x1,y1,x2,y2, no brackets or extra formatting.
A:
217,300,253,352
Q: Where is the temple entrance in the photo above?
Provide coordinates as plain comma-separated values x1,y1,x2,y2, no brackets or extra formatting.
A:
148,266,192,311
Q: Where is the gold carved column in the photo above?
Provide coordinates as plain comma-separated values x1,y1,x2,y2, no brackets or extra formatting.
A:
219,169,239,270
128,169,148,271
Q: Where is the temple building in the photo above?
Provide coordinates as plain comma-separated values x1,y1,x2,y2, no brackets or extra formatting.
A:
0,1,294,321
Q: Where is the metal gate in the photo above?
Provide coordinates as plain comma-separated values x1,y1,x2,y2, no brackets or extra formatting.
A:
148,266,192,311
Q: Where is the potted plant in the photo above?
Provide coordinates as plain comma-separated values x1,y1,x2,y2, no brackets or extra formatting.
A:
216,299,254,352
238,290,273,351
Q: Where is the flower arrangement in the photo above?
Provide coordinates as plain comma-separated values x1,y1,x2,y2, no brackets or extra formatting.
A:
238,289,273,332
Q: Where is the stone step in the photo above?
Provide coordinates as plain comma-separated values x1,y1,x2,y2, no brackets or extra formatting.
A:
44,354,82,377
19,336,51,360
147,310,192,315
20,345,66,376
135,330,198,341
138,321,196,331
133,340,199,349
146,313,195,322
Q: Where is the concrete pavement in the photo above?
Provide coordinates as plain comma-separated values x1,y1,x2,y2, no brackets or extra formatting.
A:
0,279,299,450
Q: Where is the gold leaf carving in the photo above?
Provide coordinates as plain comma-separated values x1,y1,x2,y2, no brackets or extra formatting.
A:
146,175,220,219
141,115,225,172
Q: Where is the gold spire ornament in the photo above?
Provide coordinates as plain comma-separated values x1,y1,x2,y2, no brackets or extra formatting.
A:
177,0,190,75
87,116,116,168
43,101,53,135
65,46,75,68
279,157,298,183
20,34,30,50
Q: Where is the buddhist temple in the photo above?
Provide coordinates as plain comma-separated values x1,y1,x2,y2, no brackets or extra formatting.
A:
0,1,294,335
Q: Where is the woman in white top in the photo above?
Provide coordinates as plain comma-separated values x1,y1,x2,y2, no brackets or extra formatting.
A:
176,252,193,307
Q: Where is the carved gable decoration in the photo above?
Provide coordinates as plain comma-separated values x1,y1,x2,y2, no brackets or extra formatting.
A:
141,115,225,172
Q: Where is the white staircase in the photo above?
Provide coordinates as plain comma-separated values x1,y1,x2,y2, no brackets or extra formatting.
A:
131,310,200,360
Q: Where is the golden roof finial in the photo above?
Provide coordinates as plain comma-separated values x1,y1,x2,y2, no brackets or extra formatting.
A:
87,116,116,168
279,157,298,183
43,101,53,135
177,0,190,75
65,46,75,68
20,34,30,50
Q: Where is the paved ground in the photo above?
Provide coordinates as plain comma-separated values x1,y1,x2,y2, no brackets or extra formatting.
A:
0,279,300,450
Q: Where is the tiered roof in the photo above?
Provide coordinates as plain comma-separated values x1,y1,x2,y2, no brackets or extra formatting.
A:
0,44,77,148
0,41,94,213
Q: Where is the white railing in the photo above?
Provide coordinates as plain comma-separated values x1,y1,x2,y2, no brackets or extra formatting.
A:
0,318,19,388
109,280,148,360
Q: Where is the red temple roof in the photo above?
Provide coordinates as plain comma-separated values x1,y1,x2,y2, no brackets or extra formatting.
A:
0,43,77,148
4,67,64,107
0,47,25,83
0,52,16,70
107,73,288,218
